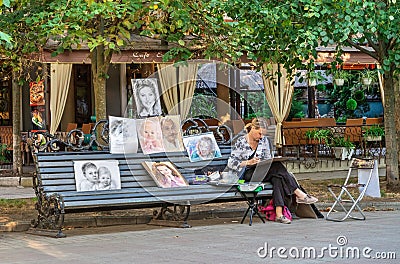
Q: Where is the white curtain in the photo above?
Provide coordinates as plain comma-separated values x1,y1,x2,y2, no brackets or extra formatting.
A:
261,64,295,147
50,63,72,134
178,62,198,119
157,62,198,118
157,63,178,115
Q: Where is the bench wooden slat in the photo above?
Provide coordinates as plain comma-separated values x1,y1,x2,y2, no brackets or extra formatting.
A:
41,181,159,193
63,192,243,209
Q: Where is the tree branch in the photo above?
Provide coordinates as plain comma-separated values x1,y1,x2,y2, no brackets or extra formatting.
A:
346,38,379,61
387,37,397,51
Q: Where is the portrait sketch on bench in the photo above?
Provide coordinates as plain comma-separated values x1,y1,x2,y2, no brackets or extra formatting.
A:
74,160,121,192
109,116,138,154
160,115,185,152
142,161,189,188
183,132,222,162
136,117,165,154
131,78,162,118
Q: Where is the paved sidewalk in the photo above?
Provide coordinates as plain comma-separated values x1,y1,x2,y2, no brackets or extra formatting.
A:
0,186,35,199
0,211,398,263
1,169,398,234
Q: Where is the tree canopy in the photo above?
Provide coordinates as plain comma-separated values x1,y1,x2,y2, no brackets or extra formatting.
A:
155,0,399,186
1,0,399,185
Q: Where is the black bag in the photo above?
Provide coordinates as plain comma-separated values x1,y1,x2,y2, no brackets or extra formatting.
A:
238,166,255,182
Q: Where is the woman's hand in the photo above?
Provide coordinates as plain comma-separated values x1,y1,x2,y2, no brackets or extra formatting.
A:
242,157,260,167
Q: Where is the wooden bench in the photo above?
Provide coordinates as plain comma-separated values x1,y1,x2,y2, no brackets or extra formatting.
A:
28,118,273,237
344,118,364,144
282,120,320,159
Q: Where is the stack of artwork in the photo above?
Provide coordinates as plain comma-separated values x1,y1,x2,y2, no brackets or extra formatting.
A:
109,115,222,161
102,77,223,188
109,115,185,155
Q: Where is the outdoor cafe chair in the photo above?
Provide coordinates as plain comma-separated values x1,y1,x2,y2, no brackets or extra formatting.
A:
326,158,377,222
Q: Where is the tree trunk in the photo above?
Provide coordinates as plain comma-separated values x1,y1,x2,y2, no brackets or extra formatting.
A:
394,73,400,187
90,44,112,121
12,71,23,176
383,69,399,187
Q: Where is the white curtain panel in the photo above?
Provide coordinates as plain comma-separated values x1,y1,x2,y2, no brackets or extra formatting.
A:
157,63,178,115
178,62,198,119
50,63,72,134
261,64,294,147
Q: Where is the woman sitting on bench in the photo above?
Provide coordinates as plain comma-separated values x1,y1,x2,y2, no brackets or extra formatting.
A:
228,118,318,224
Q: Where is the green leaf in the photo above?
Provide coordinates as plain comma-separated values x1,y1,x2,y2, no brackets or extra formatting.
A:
119,27,131,39
3,0,11,8
116,38,124,46
122,20,133,30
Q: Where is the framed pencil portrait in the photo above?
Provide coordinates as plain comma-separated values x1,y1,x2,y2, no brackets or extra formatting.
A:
142,161,188,188
131,78,162,118
159,115,185,152
109,116,138,154
73,160,121,192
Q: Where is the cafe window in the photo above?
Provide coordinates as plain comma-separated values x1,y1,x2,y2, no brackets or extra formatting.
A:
74,65,92,125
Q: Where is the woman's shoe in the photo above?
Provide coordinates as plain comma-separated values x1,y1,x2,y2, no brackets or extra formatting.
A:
296,194,318,204
275,215,291,224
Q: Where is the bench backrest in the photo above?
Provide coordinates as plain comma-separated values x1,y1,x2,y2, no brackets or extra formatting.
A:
282,120,319,146
34,146,232,196
317,118,336,127
365,117,383,125
345,118,363,143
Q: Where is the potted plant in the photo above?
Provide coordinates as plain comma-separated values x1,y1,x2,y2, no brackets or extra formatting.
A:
333,70,351,86
305,129,333,145
346,98,358,111
363,125,385,141
359,69,378,86
331,136,355,160
0,143,10,163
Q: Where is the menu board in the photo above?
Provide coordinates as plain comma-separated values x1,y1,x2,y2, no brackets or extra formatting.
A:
29,80,46,131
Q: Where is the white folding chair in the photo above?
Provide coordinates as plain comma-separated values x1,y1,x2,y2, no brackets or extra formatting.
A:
326,158,376,222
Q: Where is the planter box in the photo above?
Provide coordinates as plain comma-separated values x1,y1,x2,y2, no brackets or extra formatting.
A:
365,135,382,141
